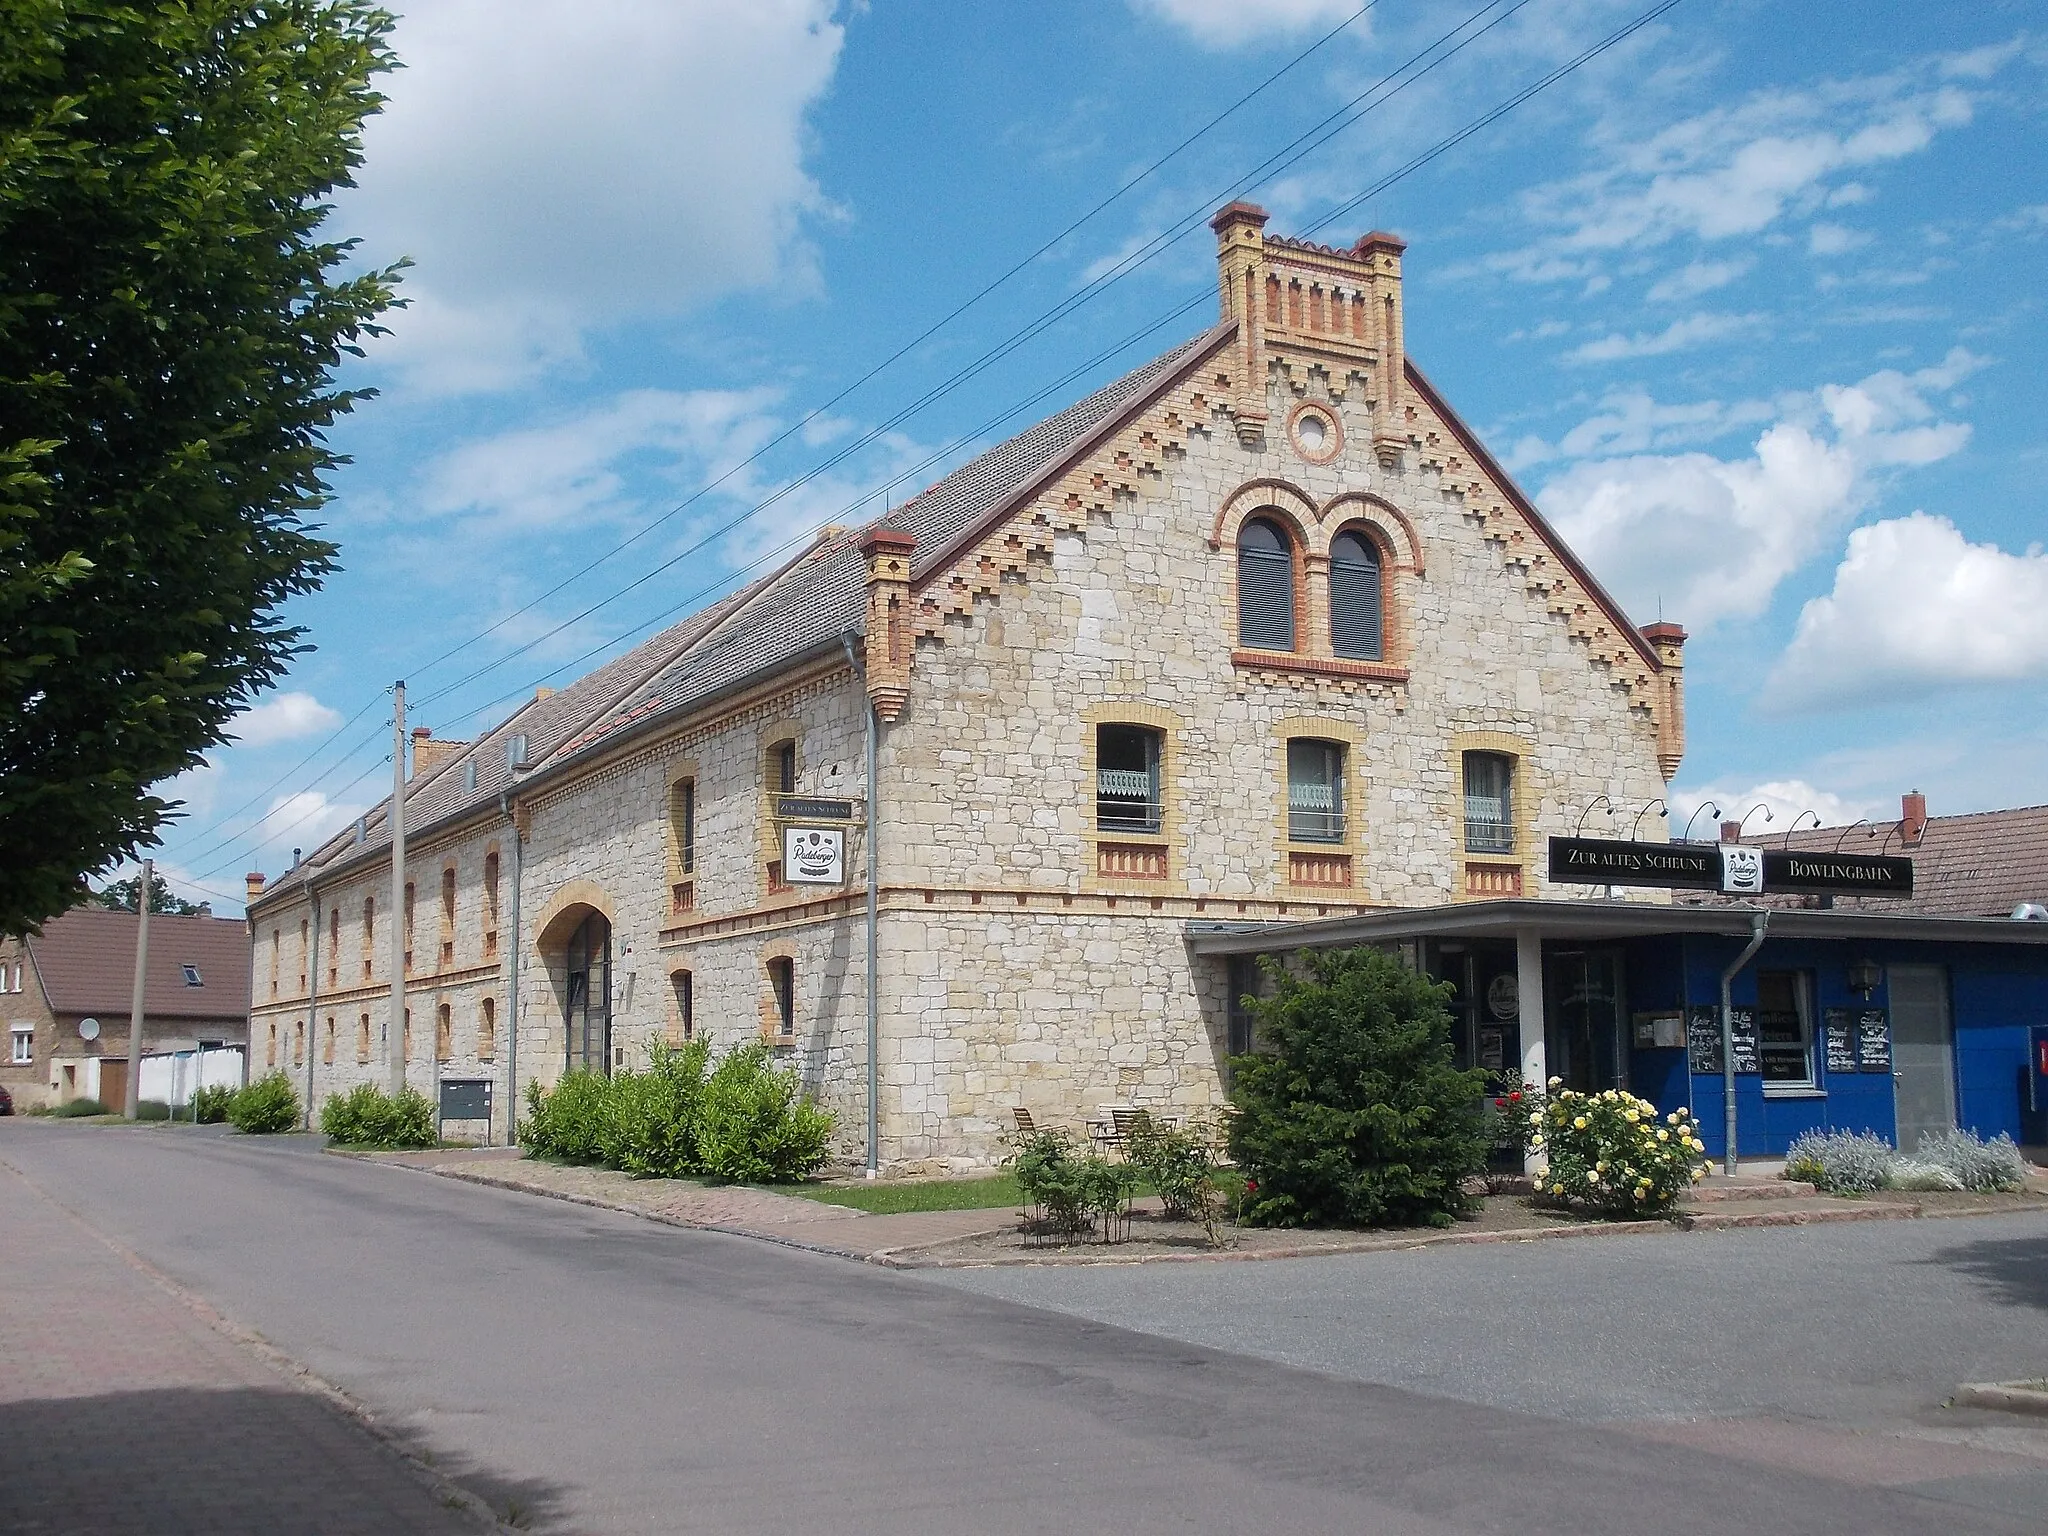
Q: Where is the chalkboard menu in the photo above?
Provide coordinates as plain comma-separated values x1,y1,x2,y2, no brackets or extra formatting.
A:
1823,1009,1858,1076
1855,1010,1891,1073
1686,1006,1720,1073
1728,1008,1760,1075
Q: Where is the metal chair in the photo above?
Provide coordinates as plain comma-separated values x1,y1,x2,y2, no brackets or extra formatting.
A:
1011,1106,1038,1134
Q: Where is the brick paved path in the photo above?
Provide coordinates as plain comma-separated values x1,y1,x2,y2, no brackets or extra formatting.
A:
0,1157,484,1536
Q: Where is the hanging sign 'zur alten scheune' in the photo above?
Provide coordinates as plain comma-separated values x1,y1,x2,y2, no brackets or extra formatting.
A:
1546,836,1914,897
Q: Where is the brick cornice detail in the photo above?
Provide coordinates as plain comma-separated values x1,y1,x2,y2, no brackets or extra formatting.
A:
1232,650,1409,684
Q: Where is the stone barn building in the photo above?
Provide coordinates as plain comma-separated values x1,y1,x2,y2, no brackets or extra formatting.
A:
246,204,1687,1167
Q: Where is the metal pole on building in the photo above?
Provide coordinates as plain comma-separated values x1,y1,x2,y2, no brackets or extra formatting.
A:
842,633,880,1179
1719,908,1769,1175
124,858,152,1119
500,792,522,1148
389,683,408,1096
303,888,321,1129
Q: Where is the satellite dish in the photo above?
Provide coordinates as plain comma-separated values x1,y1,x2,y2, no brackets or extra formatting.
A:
78,1017,100,1041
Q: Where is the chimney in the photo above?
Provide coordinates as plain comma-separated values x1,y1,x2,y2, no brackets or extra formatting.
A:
1208,202,1406,460
245,871,265,904
858,526,916,722
1640,623,1688,781
408,726,471,780
1900,789,1928,848
1719,820,1742,844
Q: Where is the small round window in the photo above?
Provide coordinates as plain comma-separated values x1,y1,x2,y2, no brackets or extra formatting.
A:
1288,404,1340,463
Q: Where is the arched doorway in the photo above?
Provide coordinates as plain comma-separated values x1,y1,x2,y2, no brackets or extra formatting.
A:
563,909,612,1074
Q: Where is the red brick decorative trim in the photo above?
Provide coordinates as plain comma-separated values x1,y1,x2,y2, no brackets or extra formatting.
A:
1231,650,1409,684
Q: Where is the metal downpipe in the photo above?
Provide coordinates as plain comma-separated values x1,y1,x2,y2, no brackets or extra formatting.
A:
1719,909,1769,1174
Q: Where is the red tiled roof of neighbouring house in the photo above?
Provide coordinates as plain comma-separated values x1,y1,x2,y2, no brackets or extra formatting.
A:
28,908,251,1021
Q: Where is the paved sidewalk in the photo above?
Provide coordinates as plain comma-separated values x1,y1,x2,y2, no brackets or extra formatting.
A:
0,1157,486,1536
386,1150,1015,1256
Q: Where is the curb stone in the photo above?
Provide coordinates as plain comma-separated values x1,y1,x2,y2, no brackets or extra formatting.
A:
1954,1382,2048,1418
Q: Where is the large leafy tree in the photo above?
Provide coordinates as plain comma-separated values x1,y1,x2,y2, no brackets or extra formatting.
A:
0,1,402,934
87,869,204,915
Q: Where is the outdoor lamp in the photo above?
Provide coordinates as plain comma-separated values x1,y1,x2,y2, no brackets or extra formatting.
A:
1848,958,1883,999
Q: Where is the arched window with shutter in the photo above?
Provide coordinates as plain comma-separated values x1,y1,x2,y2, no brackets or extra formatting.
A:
1330,529,1384,661
1237,516,1296,651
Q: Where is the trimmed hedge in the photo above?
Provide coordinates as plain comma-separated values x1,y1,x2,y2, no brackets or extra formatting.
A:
320,1082,438,1149
228,1072,301,1134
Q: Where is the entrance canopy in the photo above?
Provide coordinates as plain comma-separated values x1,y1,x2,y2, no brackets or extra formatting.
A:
1186,898,2048,955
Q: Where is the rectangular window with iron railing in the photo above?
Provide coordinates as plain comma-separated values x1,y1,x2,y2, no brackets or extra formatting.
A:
1286,739,1346,843
1463,751,1515,854
1095,724,1162,834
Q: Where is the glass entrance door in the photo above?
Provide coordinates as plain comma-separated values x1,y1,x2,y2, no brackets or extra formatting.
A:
565,910,612,1074
1549,949,1625,1094
1888,964,1955,1151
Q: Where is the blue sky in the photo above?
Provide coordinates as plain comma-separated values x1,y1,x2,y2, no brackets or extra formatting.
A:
141,0,2048,912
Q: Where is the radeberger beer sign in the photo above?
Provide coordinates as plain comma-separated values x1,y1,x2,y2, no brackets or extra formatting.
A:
1547,836,1912,897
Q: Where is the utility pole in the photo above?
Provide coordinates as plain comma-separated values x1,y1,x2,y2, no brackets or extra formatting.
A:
124,857,151,1119
389,682,408,1096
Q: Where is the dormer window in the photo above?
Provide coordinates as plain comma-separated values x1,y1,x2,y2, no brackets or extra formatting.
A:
1236,517,1295,651
181,964,203,987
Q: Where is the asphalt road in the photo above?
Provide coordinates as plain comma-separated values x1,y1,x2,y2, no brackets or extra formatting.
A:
5,1119,2047,1536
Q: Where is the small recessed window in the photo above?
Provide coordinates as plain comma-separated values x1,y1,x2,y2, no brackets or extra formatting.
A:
10,1028,31,1065
774,741,797,795
1463,752,1515,855
181,964,203,987
1096,724,1163,834
1287,739,1346,843
1236,517,1296,652
1330,530,1384,661
768,956,795,1038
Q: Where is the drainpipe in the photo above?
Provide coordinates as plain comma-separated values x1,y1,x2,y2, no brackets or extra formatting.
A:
1719,908,1769,1175
303,887,321,1129
500,791,523,1147
841,632,880,1180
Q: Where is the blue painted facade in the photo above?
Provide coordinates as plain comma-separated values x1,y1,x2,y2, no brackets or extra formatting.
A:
1605,933,2048,1159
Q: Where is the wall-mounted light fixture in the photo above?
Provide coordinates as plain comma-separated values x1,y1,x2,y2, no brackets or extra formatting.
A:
1848,958,1884,999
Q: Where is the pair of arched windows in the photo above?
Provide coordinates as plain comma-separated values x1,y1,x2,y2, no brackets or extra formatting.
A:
1237,517,1384,660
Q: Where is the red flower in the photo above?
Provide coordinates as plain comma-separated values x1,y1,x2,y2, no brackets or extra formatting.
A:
1508,1090,1523,1103
1245,1179,1258,1193
1494,1097,1507,1108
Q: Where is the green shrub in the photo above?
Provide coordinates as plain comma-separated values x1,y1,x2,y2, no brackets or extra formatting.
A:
1915,1128,2029,1192
135,1099,171,1121
320,1082,438,1149
1533,1086,1705,1216
695,1043,836,1183
54,1096,107,1117
190,1083,235,1124
1008,1127,1139,1242
520,1068,612,1163
1126,1115,1232,1244
1228,947,1492,1229
1784,1129,1894,1193
602,1038,712,1177
228,1072,301,1134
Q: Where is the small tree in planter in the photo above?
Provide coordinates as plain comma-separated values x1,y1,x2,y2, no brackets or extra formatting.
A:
1228,947,1492,1228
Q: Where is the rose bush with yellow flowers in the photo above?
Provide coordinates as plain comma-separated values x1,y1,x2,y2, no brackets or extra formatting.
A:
1529,1083,1707,1217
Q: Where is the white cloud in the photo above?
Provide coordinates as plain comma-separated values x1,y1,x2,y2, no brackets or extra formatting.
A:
1645,256,1753,302
1807,222,1871,256
1764,513,2048,711
1566,311,1760,363
1668,779,1884,836
1535,349,1982,628
346,0,845,394
1131,0,1363,49
1480,58,1993,289
227,692,344,749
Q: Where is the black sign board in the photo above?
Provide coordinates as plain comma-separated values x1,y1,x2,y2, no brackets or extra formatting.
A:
439,1077,493,1122
1547,837,1912,896
1686,1006,1721,1074
1855,1011,1891,1073
1728,1008,1760,1074
1762,850,1913,897
1823,1009,1859,1076
775,796,855,821
1549,837,1720,889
